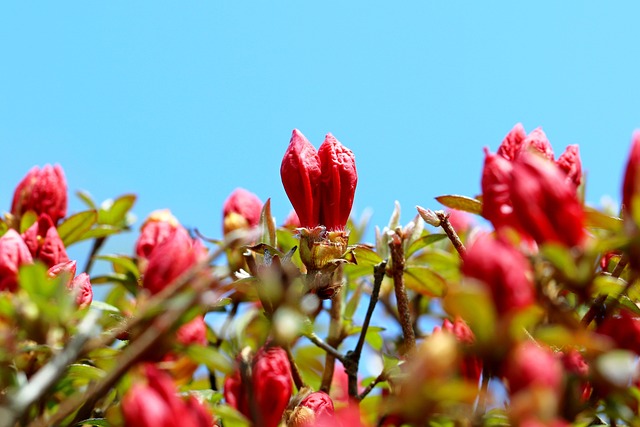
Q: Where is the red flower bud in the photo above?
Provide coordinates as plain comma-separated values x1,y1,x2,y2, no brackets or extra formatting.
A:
290,391,335,427
497,123,527,161
142,227,206,295
521,127,554,161
281,130,357,230
462,234,534,315
135,209,181,260
47,260,77,279
556,144,582,189
281,129,322,228
622,131,640,217
504,342,563,394
222,188,263,235
11,164,67,224
224,345,292,427
0,229,33,292
432,318,482,382
318,133,357,230
510,152,586,247
597,308,640,355
121,364,213,427
22,214,69,268
68,272,93,309
481,149,516,231
176,316,207,347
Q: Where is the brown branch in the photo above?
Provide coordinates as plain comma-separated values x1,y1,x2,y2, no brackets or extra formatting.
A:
357,371,387,401
285,345,305,391
436,211,466,257
389,234,415,355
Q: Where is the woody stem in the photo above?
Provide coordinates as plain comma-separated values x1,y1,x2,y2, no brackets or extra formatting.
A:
389,234,415,355
436,211,466,257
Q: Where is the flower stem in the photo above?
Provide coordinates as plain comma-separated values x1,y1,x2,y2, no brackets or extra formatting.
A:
389,233,415,355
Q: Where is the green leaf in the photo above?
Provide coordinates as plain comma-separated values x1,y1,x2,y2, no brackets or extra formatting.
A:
66,364,106,382
19,210,38,233
214,404,250,427
76,190,97,210
185,345,233,375
404,266,447,297
584,206,622,232
58,210,97,246
79,225,122,241
95,255,140,279
406,233,447,258
98,194,136,226
75,418,110,427
443,282,496,345
344,284,363,321
365,329,384,351
540,244,578,280
435,195,482,215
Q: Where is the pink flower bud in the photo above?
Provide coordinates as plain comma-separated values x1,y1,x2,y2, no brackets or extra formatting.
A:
11,164,67,224
142,227,205,295
222,188,263,235
521,127,554,161
556,145,582,189
597,308,640,354
504,342,563,394
510,152,586,247
318,133,357,230
432,318,482,382
282,210,301,229
135,209,181,259
0,229,33,292
622,131,640,217
22,215,69,268
462,234,534,314
47,260,77,279
69,273,93,309
497,123,527,161
281,129,322,228
122,364,213,427
290,392,335,427
224,345,292,427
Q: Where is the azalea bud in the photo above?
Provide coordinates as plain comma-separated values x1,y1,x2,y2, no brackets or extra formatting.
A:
504,342,563,394
0,229,34,292
510,152,586,247
622,131,640,218
281,129,322,228
432,318,482,382
416,206,441,227
318,133,357,230
462,234,534,314
556,145,582,189
122,364,213,427
176,315,207,346
142,227,205,295
222,188,263,235
289,391,335,427
224,345,292,427
22,214,69,268
135,209,181,260
521,127,554,161
282,210,301,229
481,149,516,231
596,308,640,354
47,260,77,280
11,164,67,224
497,123,527,161
68,273,93,308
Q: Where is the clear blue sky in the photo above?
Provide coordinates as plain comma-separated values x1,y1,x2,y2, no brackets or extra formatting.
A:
2,2,640,256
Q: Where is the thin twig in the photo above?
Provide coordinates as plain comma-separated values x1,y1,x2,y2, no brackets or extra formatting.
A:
436,211,466,257
303,332,346,364
389,234,415,355
83,236,107,275
357,371,387,402
285,345,305,391
320,268,344,392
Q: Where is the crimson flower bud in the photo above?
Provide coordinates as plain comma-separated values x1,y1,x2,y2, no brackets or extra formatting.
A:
22,214,69,268
224,345,292,427
281,129,322,228
497,123,527,161
596,308,640,354
121,364,213,427
556,144,582,189
11,164,67,224
0,229,33,292
135,209,181,260
176,316,207,347
289,391,335,427
222,188,263,235
504,342,563,394
481,149,516,232
432,318,482,382
142,227,206,295
622,131,640,217
47,260,77,279
318,133,358,231
68,272,93,308
462,234,534,315
510,152,586,247
281,130,357,230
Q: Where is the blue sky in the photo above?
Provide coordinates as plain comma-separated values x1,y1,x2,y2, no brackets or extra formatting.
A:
2,2,640,257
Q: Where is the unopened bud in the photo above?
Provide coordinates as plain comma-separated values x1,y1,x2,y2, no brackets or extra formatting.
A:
416,206,441,227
